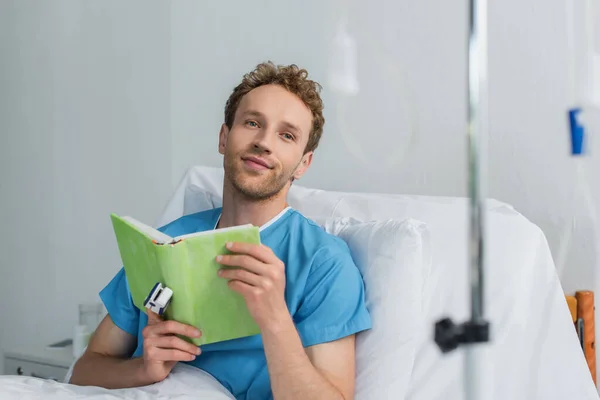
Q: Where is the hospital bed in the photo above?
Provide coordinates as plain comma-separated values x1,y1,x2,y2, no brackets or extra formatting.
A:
0,165,598,400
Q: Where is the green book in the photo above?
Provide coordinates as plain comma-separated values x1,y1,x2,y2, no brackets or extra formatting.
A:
109,213,262,346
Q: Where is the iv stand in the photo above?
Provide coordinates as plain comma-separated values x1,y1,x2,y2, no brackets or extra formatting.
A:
434,0,491,399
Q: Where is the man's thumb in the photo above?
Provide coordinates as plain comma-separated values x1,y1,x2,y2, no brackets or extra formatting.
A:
146,310,162,325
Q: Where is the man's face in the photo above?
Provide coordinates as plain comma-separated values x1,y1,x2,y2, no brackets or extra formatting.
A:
219,84,314,201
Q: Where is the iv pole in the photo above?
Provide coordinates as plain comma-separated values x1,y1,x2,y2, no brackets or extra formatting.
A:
328,1,491,394
434,0,491,399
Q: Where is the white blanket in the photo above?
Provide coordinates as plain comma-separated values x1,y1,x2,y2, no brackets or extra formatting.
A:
0,364,235,400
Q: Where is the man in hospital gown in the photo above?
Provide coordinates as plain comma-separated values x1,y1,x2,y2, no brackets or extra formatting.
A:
70,61,372,400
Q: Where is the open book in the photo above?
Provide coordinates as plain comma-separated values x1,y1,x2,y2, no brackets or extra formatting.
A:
110,213,262,346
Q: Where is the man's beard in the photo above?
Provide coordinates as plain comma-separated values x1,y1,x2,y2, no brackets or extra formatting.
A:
224,151,297,201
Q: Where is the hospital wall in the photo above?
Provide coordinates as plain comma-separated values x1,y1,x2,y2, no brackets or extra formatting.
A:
0,1,173,372
1,0,600,376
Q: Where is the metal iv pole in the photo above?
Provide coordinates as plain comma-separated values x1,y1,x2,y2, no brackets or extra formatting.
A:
434,0,491,399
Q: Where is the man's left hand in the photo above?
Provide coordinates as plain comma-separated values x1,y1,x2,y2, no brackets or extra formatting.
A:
216,242,288,330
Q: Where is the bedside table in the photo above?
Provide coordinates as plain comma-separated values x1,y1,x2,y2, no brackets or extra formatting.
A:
3,343,76,382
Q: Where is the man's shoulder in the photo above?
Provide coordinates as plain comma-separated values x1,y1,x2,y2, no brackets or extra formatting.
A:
286,210,353,265
157,208,221,236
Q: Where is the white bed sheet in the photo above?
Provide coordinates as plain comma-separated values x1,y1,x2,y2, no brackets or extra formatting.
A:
0,364,234,400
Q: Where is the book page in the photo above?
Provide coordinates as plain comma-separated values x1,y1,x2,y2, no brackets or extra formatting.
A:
122,216,174,244
174,224,254,241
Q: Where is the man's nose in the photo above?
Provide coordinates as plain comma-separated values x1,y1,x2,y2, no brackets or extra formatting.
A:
252,129,274,153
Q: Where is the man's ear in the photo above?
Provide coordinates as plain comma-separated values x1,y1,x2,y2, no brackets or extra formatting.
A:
218,124,229,155
293,152,313,180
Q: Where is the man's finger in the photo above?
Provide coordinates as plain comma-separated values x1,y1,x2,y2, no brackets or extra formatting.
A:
227,279,255,297
148,347,198,362
151,320,202,338
149,336,202,356
147,310,162,325
219,267,263,287
216,254,267,275
225,242,276,264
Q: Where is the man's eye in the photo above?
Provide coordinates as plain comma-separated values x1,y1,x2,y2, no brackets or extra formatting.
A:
246,120,258,127
282,133,294,141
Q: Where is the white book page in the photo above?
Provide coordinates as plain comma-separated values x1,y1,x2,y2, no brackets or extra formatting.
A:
174,224,254,241
122,216,174,244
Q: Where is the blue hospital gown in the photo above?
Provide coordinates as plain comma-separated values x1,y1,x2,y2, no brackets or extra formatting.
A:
100,207,372,400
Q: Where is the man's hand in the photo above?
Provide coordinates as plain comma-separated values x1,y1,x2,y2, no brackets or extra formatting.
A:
216,241,356,400
140,311,202,382
216,242,288,329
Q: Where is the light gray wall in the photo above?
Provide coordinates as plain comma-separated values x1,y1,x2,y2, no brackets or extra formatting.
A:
1,0,600,379
0,0,172,372
170,0,469,196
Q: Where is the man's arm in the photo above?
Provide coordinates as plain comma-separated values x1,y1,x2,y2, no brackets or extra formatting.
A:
69,315,151,388
261,313,356,400
70,312,202,389
217,242,362,400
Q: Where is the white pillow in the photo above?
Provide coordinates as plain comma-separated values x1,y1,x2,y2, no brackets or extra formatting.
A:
317,216,432,400
184,184,222,215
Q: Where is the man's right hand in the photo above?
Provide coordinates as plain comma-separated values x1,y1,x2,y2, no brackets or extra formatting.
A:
141,311,202,382
70,312,202,389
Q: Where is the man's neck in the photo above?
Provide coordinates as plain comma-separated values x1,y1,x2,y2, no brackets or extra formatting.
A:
217,182,290,229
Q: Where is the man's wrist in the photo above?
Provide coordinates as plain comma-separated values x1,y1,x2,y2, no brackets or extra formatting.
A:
260,308,295,336
132,358,155,386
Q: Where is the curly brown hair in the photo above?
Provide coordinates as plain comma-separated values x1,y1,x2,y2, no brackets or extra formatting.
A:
224,61,325,154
